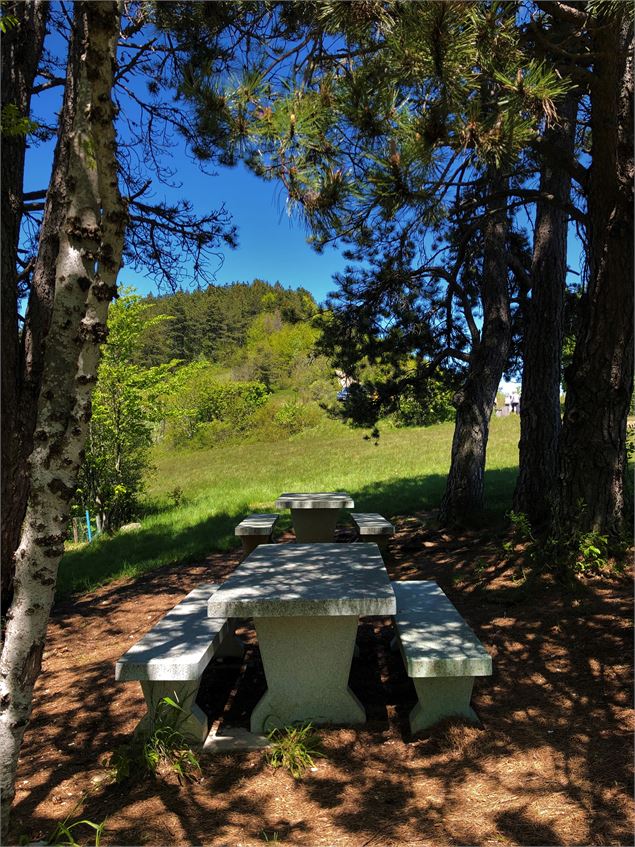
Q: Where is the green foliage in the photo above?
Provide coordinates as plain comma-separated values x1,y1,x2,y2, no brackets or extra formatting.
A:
392,382,455,428
0,11,18,33
235,311,321,390
508,510,534,542
136,280,317,368
236,396,324,444
163,360,270,446
168,486,184,508
575,530,610,573
76,291,178,532
108,694,201,785
509,500,621,578
1,103,38,137
184,3,569,239
273,399,319,435
625,423,634,521
19,798,106,846
265,723,323,779
325,361,457,432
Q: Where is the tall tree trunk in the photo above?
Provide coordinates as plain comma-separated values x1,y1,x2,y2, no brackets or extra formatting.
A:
513,90,578,526
557,12,634,537
440,175,511,524
0,3,125,838
1,0,49,611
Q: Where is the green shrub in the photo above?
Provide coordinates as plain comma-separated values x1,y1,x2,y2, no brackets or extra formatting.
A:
164,362,270,446
392,385,455,427
516,499,622,578
273,400,321,435
197,381,269,428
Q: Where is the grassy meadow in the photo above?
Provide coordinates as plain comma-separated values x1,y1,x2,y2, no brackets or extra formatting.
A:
57,415,521,598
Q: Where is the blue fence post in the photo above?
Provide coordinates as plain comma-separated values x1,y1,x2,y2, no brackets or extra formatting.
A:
85,509,93,543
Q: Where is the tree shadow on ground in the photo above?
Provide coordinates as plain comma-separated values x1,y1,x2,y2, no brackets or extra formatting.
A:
347,466,519,527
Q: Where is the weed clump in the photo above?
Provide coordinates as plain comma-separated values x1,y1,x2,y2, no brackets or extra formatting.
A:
265,722,324,779
107,694,201,784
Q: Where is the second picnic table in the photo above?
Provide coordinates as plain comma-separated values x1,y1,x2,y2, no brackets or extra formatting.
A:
275,491,354,542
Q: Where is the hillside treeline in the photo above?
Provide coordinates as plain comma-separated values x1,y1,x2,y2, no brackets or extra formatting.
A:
135,279,318,370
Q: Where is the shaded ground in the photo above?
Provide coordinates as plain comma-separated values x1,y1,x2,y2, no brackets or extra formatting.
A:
10,520,634,847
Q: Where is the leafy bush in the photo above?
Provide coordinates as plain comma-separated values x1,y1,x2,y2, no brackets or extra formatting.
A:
198,381,269,428
163,361,269,446
392,384,455,427
508,500,622,578
234,312,321,390
273,399,321,435
74,291,177,533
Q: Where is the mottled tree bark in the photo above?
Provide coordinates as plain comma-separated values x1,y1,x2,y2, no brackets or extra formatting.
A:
440,174,512,524
0,3,125,838
557,13,634,537
513,90,578,526
1,1,49,611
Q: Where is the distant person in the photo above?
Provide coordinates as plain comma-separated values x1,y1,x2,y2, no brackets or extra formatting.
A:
511,391,520,414
503,393,512,416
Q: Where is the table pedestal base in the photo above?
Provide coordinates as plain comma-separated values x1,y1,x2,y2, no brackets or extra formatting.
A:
291,508,340,543
250,614,364,733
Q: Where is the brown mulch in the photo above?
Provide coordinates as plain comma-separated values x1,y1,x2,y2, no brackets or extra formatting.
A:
10,521,634,847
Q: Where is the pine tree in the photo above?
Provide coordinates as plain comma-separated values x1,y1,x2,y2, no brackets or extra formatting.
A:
554,1,634,537
169,0,568,520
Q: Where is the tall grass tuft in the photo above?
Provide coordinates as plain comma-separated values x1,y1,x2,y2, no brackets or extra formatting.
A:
265,722,324,779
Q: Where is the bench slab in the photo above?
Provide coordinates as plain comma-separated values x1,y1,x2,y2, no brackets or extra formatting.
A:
115,582,243,744
351,513,395,536
115,583,232,682
235,514,279,536
392,580,492,733
392,581,492,678
235,513,279,557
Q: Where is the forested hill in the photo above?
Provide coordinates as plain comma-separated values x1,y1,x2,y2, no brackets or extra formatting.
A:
135,279,318,368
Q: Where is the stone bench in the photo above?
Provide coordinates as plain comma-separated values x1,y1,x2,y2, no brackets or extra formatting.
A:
235,513,279,557
115,583,244,744
392,581,492,734
351,513,394,551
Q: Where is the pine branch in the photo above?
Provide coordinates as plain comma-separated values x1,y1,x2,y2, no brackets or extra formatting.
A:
535,1,589,26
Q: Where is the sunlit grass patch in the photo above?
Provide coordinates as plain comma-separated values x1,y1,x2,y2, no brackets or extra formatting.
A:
58,417,521,597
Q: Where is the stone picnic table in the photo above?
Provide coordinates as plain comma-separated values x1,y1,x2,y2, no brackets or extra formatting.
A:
275,491,355,542
208,542,396,733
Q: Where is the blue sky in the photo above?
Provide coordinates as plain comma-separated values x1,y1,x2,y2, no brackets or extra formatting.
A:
24,56,349,307
25,136,348,306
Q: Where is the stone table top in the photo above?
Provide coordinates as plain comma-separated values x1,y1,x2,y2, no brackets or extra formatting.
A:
208,543,395,618
275,491,354,509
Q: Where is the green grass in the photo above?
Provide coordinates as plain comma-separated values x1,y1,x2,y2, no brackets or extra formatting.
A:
57,416,521,598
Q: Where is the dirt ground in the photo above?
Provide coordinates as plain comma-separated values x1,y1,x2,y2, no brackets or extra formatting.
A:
10,520,634,847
